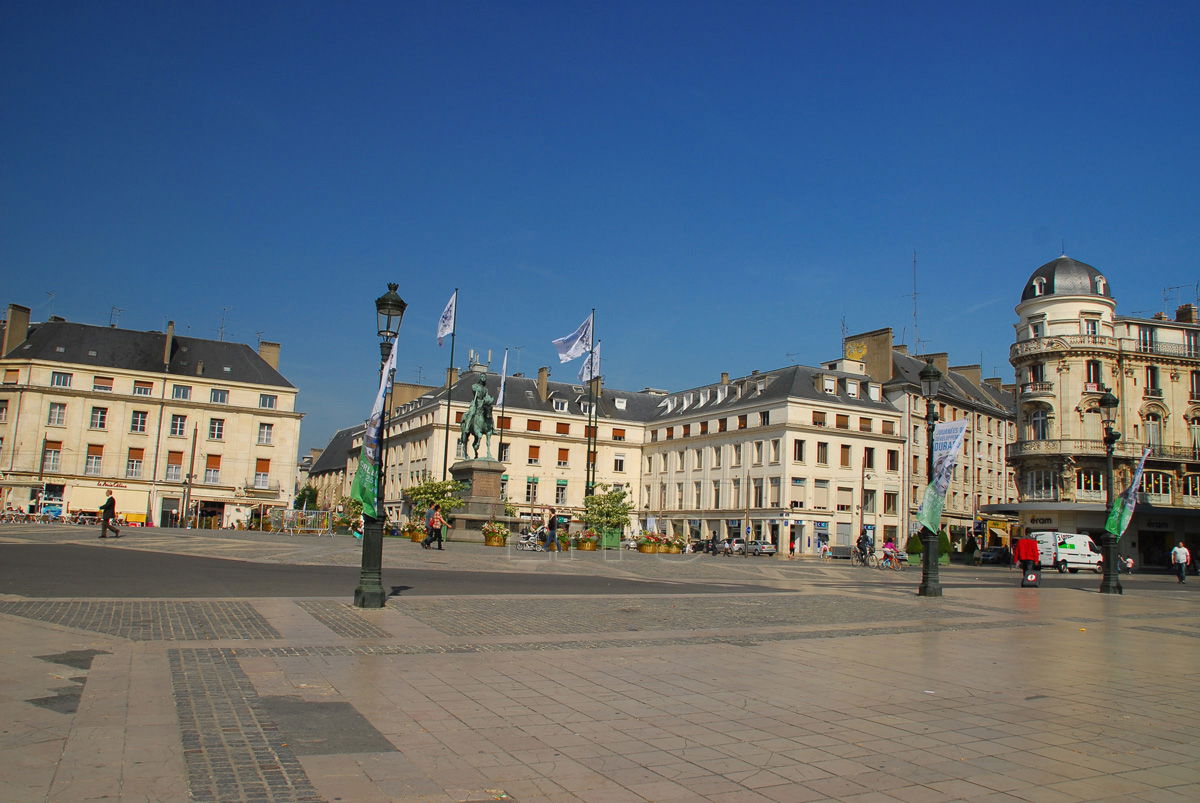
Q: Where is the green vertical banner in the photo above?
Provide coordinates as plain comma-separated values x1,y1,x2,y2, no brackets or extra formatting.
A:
1105,447,1150,540
916,419,968,533
350,346,398,520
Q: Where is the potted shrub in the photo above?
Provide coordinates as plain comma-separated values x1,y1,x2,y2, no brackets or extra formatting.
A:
905,533,923,565
556,531,570,551
636,531,660,553
481,521,509,547
575,529,601,551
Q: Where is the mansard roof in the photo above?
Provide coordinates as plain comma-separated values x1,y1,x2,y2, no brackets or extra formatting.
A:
3,320,293,388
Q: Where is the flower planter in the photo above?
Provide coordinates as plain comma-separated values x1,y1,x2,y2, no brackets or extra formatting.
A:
410,532,424,542
483,534,506,547
576,541,598,551
638,544,657,553
656,544,670,553
667,546,682,554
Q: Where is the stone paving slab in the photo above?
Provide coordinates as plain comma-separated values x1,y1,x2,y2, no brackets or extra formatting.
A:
1,525,1198,802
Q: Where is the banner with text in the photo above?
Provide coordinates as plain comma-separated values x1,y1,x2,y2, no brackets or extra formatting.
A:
916,419,969,533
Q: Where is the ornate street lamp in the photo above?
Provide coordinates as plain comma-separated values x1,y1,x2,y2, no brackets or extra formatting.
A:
1098,387,1122,595
354,283,406,608
918,359,943,597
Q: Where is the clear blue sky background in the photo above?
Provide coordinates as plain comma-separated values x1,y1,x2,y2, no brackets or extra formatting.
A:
3,1,1197,453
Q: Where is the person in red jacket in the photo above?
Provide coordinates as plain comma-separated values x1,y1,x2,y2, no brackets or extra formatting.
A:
1013,537,1039,574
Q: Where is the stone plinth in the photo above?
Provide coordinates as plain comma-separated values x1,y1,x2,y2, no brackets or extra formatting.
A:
447,459,519,542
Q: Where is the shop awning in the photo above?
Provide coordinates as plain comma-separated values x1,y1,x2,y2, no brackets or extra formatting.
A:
988,527,1010,542
0,478,45,489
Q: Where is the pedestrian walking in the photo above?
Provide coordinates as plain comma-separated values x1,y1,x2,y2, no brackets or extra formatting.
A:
98,490,120,539
1170,541,1190,584
422,504,445,549
1013,536,1040,586
544,507,559,551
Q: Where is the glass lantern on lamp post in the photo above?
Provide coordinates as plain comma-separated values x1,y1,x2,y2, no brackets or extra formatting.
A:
354,283,407,609
918,359,943,597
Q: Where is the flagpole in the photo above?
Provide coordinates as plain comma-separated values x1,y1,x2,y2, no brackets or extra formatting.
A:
585,309,597,496
441,288,458,480
496,348,509,462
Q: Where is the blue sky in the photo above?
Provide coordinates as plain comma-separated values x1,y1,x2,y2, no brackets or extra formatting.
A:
3,1,1198,452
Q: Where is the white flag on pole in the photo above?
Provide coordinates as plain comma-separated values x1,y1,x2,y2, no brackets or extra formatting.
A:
552,312,593,363
579,342,601,382
437,290,457,346
496,348,509,408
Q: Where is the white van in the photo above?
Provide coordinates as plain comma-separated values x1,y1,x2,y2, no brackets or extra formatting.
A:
1031,531,1103,573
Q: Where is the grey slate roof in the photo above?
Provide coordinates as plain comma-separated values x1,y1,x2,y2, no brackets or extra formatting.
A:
3,320,294,388
1020,255,1111,301
392,363,895,424
891,353,1014,415
308,425,364,476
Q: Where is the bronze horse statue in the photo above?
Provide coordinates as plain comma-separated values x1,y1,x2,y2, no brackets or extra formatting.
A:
458,372,496,459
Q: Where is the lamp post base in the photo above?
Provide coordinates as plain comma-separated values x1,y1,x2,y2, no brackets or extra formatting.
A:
918,528,943,597
354,517,387,608
1098,533,1123,595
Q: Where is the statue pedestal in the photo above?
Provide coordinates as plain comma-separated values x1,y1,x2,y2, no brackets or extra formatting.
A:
448,459,519,541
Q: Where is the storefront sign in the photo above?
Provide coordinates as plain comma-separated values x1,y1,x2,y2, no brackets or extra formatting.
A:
1029,516,1055,527
97,481,128,488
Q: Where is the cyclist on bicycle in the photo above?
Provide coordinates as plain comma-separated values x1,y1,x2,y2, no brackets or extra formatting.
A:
856,531,873,563
881,536,898,567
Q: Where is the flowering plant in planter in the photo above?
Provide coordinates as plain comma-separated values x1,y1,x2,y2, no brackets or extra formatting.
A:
636,530,663,546
575,529,601,545
667,535,686,550
481,521,510,543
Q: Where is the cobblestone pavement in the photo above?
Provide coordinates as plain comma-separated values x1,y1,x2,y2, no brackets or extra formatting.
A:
1,523,1197,802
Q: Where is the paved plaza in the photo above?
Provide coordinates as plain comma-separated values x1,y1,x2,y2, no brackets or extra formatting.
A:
1,525,1197,802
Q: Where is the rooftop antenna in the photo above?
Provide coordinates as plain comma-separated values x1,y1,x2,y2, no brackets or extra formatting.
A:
45,291,56,318
414,366,424,384
255,330,264,345
908,250,925,353
218,307,231,341
840,315,848,342
109,306,123,327
1061,239,1066,256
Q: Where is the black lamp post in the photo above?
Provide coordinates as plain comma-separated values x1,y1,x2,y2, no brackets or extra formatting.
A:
1098,387,1122,595
354,283,407,609
918,359,943,597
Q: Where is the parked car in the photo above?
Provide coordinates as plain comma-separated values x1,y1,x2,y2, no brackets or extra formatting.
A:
979,546,1011,565
745,540,778,556
620,536,639,550
718,538,746,554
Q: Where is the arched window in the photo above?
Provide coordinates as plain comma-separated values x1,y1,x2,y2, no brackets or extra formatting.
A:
1030,409,1049,440
1094,276,1106,295
1032,277,1047,296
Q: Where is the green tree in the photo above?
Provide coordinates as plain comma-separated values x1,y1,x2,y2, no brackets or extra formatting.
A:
905,532,923,554
581,484,634,533
938,528,952,556
294,485,318,510
401,478,467,518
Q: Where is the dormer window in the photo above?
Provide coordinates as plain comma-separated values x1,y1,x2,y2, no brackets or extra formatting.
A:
1095,276,1106,295
846,381,859,398
614,398,626,411
553,399,567,412
1032,277,1048,296
822,377,836,394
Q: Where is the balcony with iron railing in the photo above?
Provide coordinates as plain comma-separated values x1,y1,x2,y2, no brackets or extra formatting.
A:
1008,439,1200,462
1135,341,1200,360
1010,334,1119,360
1143,387,1164,399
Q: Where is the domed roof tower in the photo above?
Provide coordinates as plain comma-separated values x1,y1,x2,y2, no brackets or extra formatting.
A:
1020,255,1112,301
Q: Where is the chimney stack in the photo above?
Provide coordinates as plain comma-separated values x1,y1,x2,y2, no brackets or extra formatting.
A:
951,364,981,387
447,367,459,387
257,340,281,370
2,304,31,357
537,366,550,401
720,372,730,384
163,321,175,369
915,352,949,376
1176,304,1198,324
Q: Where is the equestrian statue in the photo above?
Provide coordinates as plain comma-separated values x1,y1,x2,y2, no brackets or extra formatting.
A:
458,371,496,460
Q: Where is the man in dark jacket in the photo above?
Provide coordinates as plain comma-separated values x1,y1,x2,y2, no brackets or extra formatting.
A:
98,491,120,538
